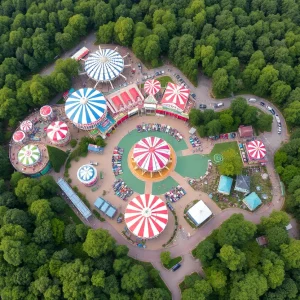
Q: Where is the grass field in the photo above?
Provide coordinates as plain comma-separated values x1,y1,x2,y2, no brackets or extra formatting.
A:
163,256,182,269
152,176,179,195
47,145,68,172
175,154,208,178
209,141,239,162
157,76,173,87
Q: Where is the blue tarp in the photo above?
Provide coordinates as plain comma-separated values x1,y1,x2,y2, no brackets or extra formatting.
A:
106,206,117,218
243,192,262,211
94,197,104,209
97,114,116,134
218,175,233,195
88,144,104,153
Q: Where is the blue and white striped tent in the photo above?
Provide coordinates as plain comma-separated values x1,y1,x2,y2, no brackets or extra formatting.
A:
84,48,124,82
65,88,107,130
77,164,98,186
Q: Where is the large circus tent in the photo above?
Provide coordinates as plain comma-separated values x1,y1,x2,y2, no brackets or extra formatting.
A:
245,140,267,161
124,194,169,239
161,82,190,112
84,47,125,87
132,137,171,173
77,164,98,186
144,79,161,95
18,144,41,166
46,121,70,146
65,88,107,130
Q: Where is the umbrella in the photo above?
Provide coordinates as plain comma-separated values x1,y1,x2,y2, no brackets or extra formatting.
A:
125,194,168,239
144,79,161,95
133,137,171,172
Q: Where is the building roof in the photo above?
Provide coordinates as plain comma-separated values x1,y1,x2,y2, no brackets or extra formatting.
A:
46,121,69,142
144,79,161,95
94,197,105,209
238,125,253,138
77,164,97,185
256,235,268,246
246,140,267,160
243,192,262,211
187,200,212,226
218,175,233,195
88,144,104,153
57,178,92,219
235,175,250,192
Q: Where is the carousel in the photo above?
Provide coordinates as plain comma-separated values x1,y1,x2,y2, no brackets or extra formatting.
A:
13,130,26,144
46,121,70,146
65,88,107,130
40,105,53,120
144,79,161,95
130,136,175,180
124,194,169,239
245,140,267,162
18,144,41,167
77,164,98,187
20,120,33,133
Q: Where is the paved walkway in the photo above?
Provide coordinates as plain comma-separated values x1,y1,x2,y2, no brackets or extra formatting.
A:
40,41,297,300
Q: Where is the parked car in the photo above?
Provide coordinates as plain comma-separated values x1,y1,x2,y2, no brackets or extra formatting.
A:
138,63,141,69
172,263,181,272
260,101,265,106
275,115,281,123
117,216,123,223
248,98,257,102
161,70,165,74
166,201,174,211
214,102,224,108
191,93,196,99
155,71,159,76
199,104,207,109
267,106,276,115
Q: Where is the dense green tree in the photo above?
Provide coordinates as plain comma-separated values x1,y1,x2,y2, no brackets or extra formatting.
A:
97,22,115,44
193,240,215,265
218,148,243,176
230,97,248,116
83,229,115,258
143,288,171,300
212,68,229,96
121,265,149,293
160,251,171,265
114,17,134,46
219,245,246,271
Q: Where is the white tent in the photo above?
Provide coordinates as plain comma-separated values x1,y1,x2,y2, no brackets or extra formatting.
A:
187,200,212,226
189,127,196,134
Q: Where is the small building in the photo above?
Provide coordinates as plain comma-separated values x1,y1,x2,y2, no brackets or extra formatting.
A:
218,175,233,195
88,144,104,154
238,125,253,138
186,200,212,227
234,175,251,194
256,236,268,247
94,197,117,219
243,192,262,211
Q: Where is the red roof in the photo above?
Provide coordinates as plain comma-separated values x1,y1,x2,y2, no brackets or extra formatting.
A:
246,140,266,160
120,92,131,105
238,126,253,138
161,83,189,112
129,88,139,101
111,96,122,109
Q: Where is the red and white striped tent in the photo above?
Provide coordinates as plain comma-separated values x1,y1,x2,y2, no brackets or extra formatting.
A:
20,120,33,133
13,130,26,143
125,194,168,239
40,105,53,120
46,121,70,145
246,140,266,160
133,137,171,172
161,82,190,112
144,79,161,95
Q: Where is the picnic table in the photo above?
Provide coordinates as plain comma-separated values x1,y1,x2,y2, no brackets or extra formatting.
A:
100,171,104,179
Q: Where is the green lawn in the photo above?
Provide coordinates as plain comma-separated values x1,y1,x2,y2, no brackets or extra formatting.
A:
175,154,209,178
152,176,179,195
163,256,182,269
47,146,68,172
209,141,239,161
157,76,173,88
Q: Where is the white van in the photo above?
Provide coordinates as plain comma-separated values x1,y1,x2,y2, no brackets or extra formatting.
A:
248,98,257,103
214,102,224,108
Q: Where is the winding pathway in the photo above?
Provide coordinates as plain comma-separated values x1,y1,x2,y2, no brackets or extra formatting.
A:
41,39,296,300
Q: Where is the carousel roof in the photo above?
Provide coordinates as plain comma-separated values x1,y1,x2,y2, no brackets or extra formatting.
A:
77,164,97,184
246,140,266,160
18,144,41,166
40,105,52,117
65,88,107,126
133,137,171,172
161,82,190,112
124,194,168,239
46,121,69,142
13,130,26,143
84,48,124,82
144,79,161,95
20,120,33,132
